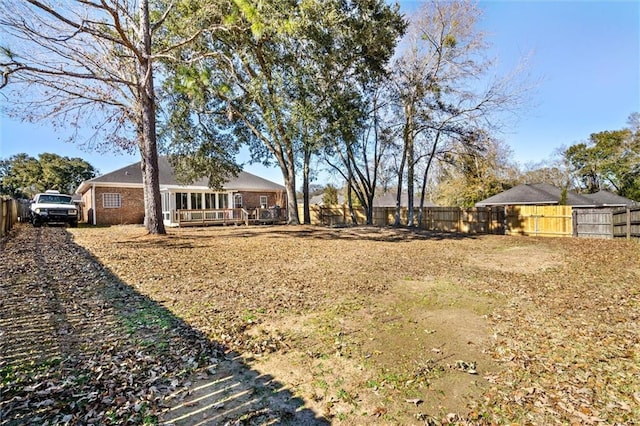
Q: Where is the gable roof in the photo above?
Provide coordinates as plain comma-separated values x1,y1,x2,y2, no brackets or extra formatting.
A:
475,183,596,207
77,157,284,194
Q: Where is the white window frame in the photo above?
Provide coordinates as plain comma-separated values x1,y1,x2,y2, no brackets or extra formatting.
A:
234,194,243,208
260,196,268,209
103,193,121,209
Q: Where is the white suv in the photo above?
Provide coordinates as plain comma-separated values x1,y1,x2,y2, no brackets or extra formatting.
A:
30,190,79,227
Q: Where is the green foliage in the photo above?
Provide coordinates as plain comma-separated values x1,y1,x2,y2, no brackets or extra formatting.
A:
564,114,640,200
323,184,339,205
159,0,405,223
0,153,96,198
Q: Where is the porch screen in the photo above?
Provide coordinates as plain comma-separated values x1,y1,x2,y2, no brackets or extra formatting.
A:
175,193,188,210
218,194,228,209
191,193,203,209
205,193,215,209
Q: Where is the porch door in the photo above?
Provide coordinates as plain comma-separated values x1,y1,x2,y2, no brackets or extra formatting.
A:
234,194,243,209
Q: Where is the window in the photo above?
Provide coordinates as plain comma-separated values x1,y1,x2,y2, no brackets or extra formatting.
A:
234,194,243,208
204,193,215,209
103,193,121,208
191,193,203,209
175,192,188,210
218,193,228,209
162,193,170,212
260,196,268,209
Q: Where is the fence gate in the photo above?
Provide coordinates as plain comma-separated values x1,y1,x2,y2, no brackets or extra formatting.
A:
506,205,573,237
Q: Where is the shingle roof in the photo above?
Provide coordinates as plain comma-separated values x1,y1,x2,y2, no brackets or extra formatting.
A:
580,190,637,207
78,157,285,193
475,183,596,207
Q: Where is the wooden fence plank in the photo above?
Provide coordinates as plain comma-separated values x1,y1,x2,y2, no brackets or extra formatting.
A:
1,198,20,237
573,208,614,238
303,203,638,239
506,205,573,237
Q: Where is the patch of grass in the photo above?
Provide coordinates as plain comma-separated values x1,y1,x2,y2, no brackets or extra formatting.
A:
120,299,174,335
2,357,64,386
336,388,358,406
242,309,258,323
313,379,329,392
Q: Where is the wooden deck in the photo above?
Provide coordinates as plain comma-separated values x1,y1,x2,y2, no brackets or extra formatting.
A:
175,208,287,227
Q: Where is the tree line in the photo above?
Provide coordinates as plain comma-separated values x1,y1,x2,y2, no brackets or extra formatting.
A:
0,153,96,199
432,112,640,207
1,1,636,233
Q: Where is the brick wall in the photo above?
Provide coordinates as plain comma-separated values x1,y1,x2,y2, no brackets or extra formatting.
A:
80,187,286,225
237,191,285,209
83,186,145,225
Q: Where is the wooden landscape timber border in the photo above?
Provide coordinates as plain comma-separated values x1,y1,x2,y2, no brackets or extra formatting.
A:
306,204,640,240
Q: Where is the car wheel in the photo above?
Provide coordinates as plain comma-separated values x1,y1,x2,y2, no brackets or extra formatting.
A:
32,217,42,227
69,221,78,228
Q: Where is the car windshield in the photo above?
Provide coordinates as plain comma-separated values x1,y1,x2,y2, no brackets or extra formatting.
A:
39,195,73,204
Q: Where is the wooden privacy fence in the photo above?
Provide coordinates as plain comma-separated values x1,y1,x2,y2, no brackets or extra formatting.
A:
506,205,573,237
301,205,505,234
572,206,640,239
303,204,640,239
1,198,20,237
612,206,640,239
572,208,614,239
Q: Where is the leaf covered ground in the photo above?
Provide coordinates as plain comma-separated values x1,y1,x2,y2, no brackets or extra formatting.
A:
2,224,639,425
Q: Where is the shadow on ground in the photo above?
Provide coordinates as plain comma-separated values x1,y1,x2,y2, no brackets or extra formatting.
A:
0,224,327,425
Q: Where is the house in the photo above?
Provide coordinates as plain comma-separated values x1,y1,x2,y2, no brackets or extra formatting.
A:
76,157,286,227
476,183,637,208
579,190,638,207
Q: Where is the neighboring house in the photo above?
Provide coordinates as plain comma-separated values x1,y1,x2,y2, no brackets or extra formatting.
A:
76,157,286,227
580,190,638,208
475,183,636,208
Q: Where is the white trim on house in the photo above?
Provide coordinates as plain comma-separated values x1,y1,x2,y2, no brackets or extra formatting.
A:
77,181,144,193
91,183,96,225
160,189,234,227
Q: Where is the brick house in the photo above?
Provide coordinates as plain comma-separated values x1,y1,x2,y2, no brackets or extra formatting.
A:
76,157,286,226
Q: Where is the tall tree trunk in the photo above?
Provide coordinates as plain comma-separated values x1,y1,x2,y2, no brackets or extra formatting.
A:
407,133,415,228
418,132,440,228
347,176,357,225
138,0,165,235
405,102,415,228
284,147,300,225
366,192,374,225
303,147,311,224
394,152,405,227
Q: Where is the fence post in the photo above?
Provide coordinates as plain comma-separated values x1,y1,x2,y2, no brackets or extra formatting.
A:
1,200,5,237
627,207,631,239
610,210,615,239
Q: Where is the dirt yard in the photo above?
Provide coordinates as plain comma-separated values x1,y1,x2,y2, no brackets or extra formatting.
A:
2,224,639,425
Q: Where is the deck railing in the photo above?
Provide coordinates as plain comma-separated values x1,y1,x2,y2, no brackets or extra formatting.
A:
176,207,286,226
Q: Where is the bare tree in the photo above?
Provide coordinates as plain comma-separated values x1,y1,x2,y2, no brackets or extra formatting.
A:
324,83,395,225
0,0,202,234
390,0,532,226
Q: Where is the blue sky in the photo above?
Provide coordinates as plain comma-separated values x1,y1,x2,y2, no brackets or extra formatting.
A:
1,0,638,185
